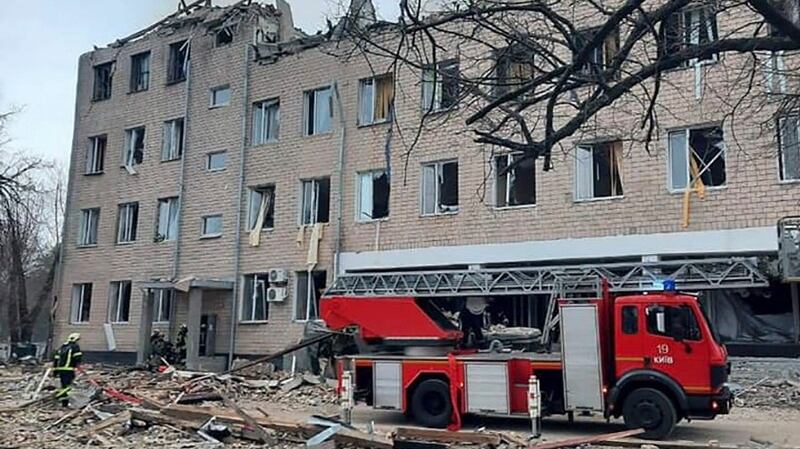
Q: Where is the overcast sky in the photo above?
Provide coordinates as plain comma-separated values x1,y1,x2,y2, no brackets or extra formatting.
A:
0,0,401,165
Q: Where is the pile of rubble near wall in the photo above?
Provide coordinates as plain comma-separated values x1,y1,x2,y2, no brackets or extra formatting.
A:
728,359,800,409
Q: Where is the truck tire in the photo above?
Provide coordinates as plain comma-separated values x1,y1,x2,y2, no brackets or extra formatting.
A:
410,379,452,428
622,388,677,440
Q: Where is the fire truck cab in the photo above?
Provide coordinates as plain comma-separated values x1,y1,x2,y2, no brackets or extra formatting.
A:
321,286,731,439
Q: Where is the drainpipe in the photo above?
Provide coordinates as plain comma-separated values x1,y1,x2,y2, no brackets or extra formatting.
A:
229,43,252,368
172,39,194,281
332,81,347,276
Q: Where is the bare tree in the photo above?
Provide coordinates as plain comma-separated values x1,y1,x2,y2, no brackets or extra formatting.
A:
334,0,800,171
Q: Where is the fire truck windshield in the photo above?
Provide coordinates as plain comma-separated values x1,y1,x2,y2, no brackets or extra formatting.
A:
698,301,721,344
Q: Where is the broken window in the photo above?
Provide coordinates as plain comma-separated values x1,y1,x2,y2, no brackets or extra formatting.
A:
152,289,174,323
78,208,100,246
161,118,184,161
130,51,150,92
71,283,92,324
167,40,189,84
574,27,620,79
248,186,275,230
207,151,227,171
86,135,106,175
93,62,113,101
668,126,726,190
359,74,394,125
422,160,459,215
253,99,280,144
300,178,330,225
242,274,269,322
202,215,223,237
495,154,536,207
357,170,390,221
215,26,235,46
156,197,179,242
295,270,326,321
664,5,718,65
575,141,624,200
422,60,460,112
304,87,332,135
123,126,145,167
779,115,800,181
210,85,231,108
495,44,535,98
117,202,139,244
108,281,132,324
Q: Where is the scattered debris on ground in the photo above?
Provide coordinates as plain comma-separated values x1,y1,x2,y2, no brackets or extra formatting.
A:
728,359,800,409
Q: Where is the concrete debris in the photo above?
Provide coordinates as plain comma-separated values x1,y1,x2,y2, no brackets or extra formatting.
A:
728,359,800,408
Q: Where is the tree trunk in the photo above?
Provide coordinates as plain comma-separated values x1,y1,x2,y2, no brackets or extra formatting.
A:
5,209,29,343
21,247,59,343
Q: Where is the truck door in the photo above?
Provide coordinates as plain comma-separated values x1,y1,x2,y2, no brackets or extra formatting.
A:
641,304,709,393
614,304,644,377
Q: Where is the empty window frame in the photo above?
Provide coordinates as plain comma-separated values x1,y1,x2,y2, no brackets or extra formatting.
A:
304,87,333,136
575,141,624,200
117,202,139,244
422,60,460,112
248,186,275,230
421,160,459,215
495,45,535,98
93,62,113,101
202,215,223,237
156,197,180,241
78,208,100,246
664,5,718,65
210,85,231,108
252,99,280,144
295,270,326,321
71,283,92,323
130,51,150,92
668,126,726,191
152,289,174,323
123,126,145,167
574,27,620,78
358,74,394,125
357,170,390,221
495,154,536,207
300,178,330,225
215,25,235,46
778,115,800,181
622,306,639,334
86,135,106,175
242,273,269,322
167,40,189,84
161,118,184,161
207,151,227,171
108,281,132,324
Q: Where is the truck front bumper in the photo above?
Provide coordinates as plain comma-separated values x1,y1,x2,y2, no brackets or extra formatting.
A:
687,386,732,419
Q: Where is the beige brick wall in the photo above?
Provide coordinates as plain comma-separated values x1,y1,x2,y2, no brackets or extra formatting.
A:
55,2,800,357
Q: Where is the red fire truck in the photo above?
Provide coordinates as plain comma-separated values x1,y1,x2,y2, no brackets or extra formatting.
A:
320,282,732,439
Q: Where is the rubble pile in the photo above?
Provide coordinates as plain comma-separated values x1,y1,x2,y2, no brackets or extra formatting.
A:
728,359,800,409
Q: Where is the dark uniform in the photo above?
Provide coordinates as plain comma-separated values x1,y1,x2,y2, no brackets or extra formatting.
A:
53,335,82,407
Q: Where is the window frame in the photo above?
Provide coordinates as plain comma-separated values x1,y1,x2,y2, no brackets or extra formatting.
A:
778,115,800,182
664,5,719,67
621,305,639,335
85,135,107,175
247,185,276,231
420,160,460,216
167,40,189,84
206,151,227,172
108,280,132,324
161,118,184,162
356,170,391,222
71,283,92,324
122,126,145,167
92,61,114,101
358,74,394,126
299,178,330,225
574,141,624,201
666,126,727,193
241,273,269,323
156,197,180,242
303,87,333,136
252,98,280,144
294,270,326,322
215,25,236,47
78,207,100,246
130,51,151,93
152,289,174,323
201,214,223,238
116,202,139,244
421,59,460,113
494,153,536,209
210,85,231,108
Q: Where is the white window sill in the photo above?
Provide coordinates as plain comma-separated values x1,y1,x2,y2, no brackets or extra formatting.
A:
240,320,269,325
356,217,389,224
153,321,170,325
420,210,459,218
495,203,537,210
155,238,176,243
209,104,230,109
161,157,182,163
668,185,727,194
207,167,227,173
84,171,104,176
200,234,223,240
303,130,333,138
76,244,98,249
109,321,129,325
251,139,279,148
573,195,624,203
778,178,800,185
69,322,91,326
357,119,391,129
297,222,330,228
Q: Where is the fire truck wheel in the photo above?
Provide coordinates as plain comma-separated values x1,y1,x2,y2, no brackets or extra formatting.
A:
622,388,677,439
410,379,452,428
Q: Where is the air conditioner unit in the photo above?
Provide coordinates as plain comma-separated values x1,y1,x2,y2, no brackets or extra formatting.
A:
267,286,287,302
269,268,288,284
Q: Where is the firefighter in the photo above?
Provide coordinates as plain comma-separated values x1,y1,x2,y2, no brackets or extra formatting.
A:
460,297,487,347
53,333,83,407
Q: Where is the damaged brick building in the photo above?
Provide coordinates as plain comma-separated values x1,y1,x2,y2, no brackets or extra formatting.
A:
54,0,800,368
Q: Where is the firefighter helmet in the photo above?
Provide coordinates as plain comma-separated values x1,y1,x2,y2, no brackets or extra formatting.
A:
67,333,81,343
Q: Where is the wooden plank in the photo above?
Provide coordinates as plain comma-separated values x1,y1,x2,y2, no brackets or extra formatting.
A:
395,427,502,445
218,391,275,445
530,428,644,449
85,410,132,435
610,438,743,449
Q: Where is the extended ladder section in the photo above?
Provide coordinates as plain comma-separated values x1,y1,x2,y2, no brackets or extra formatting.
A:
327,257,769,298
